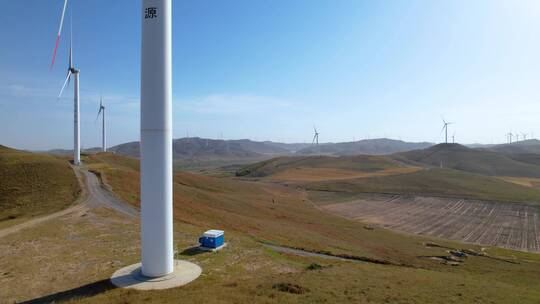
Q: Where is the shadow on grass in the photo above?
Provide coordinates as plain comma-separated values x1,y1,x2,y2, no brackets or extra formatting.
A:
179,246,208,257
21,279,116,304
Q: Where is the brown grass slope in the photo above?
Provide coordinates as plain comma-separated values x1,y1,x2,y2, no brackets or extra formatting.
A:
0,145,79,225
395,143,540,178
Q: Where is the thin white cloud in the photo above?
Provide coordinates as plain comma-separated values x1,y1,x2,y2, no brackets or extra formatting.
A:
174,93,298,115
0,84,55,100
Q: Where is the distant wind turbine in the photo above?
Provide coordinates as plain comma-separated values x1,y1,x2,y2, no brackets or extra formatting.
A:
312,126,319,145
53,1,80,165
441,118,452,144
522,133,528,141
507,132,513,144
452,132,455,144
96,96,106,152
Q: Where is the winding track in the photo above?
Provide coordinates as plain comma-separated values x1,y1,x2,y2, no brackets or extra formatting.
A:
0,166,138,238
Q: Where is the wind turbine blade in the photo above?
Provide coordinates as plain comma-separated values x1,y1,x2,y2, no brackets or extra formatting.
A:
68,39,72,68
65,64,71,88
50,0,69,70
58,70,72,99
69,7,73,68
96,107,102,122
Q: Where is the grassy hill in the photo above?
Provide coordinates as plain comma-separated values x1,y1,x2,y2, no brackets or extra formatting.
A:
505,153,540,166
238,152,540,203
235,155,407,178
395,143,540,178
0,145,80,227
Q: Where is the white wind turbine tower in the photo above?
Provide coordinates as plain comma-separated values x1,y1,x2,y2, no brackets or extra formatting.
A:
96,96,106,152
522,133,528,141
53,0,80,166
111,0,201,289
441,118,452,144
312,126,319,145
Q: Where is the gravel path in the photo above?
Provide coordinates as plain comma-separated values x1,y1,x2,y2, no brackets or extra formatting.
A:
0,165,138,238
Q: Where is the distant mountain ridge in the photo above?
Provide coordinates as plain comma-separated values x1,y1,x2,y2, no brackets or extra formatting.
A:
43,137,439,160
109,137,294,160
296,138,434,156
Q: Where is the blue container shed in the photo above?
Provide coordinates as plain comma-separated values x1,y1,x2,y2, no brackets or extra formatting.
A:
199,229,224,249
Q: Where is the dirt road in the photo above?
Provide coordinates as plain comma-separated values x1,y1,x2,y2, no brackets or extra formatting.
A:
0,166,138,238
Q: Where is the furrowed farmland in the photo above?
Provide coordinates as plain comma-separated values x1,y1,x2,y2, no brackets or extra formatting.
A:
323,195,540,253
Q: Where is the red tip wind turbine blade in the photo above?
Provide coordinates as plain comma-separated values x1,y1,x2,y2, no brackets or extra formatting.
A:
50,0,69,70
50,35,61,70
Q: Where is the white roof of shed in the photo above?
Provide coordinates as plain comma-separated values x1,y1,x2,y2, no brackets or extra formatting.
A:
203,229,224,237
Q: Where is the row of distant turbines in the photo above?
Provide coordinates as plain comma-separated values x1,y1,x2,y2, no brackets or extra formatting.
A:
311,121,536,146
51,1,107,165
506,132,534,144
310,120,457,146
312,117,456,146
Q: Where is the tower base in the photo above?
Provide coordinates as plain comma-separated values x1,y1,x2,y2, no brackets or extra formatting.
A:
110,260,201,290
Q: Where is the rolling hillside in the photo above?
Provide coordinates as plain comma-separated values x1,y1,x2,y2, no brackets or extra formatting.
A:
395,143,540,178
0,145,80,226
4,152,540,303
237,151,540,203
235,155,405,178
297,138,433,156
84,153,429,260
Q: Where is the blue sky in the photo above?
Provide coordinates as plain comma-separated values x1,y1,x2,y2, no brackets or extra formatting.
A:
1,0,540,150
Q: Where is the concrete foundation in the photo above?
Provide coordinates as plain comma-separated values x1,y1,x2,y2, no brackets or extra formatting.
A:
198,242,228,252
110,260,201,290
